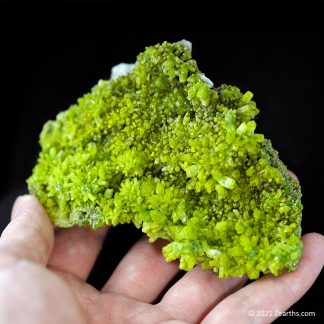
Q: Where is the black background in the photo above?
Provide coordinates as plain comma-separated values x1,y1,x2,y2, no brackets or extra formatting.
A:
0,1,323,322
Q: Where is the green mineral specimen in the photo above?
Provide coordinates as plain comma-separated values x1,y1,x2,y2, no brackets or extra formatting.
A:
27,40,303,279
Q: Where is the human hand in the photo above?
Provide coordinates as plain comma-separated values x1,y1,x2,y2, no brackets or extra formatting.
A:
0,195,323,323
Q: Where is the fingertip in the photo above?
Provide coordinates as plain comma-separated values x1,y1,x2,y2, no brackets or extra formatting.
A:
2,194,55,265
301,232,324,264
288,170,299,181
302,232,324,243
11,195,44,220
11,195,32,220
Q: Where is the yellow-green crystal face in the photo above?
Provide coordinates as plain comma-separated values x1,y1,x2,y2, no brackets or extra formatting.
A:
27,41,303,279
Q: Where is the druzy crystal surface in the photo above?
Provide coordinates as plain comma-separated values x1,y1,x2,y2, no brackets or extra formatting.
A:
28,41,303,279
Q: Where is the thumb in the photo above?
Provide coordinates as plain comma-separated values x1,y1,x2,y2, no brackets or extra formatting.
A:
0,195,54,265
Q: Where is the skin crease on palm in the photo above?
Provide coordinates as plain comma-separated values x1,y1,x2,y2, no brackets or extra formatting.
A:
0,173,323,324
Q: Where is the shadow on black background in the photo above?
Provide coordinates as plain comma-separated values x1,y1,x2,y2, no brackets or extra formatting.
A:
0,1,323,322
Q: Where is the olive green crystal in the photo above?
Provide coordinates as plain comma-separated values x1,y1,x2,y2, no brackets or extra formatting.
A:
27,41,303,279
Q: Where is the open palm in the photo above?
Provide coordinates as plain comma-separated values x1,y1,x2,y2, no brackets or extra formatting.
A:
0,195,323,323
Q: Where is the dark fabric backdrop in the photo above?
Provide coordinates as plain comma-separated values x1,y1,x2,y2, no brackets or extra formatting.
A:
0,1,323,322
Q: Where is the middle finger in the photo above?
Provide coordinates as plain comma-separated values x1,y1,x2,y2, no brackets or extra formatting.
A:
159,266,247,323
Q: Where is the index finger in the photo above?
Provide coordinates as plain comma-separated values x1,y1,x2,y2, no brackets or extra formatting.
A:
0,195,54,266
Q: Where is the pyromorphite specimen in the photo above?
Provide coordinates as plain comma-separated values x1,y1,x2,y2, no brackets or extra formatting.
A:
27,40,303,279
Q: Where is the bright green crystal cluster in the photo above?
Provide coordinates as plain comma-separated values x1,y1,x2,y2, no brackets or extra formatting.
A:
27,41,303,279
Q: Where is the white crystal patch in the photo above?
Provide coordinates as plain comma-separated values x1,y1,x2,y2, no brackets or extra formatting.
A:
200,73,214,88
178,39,192,52
111,63,135,80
